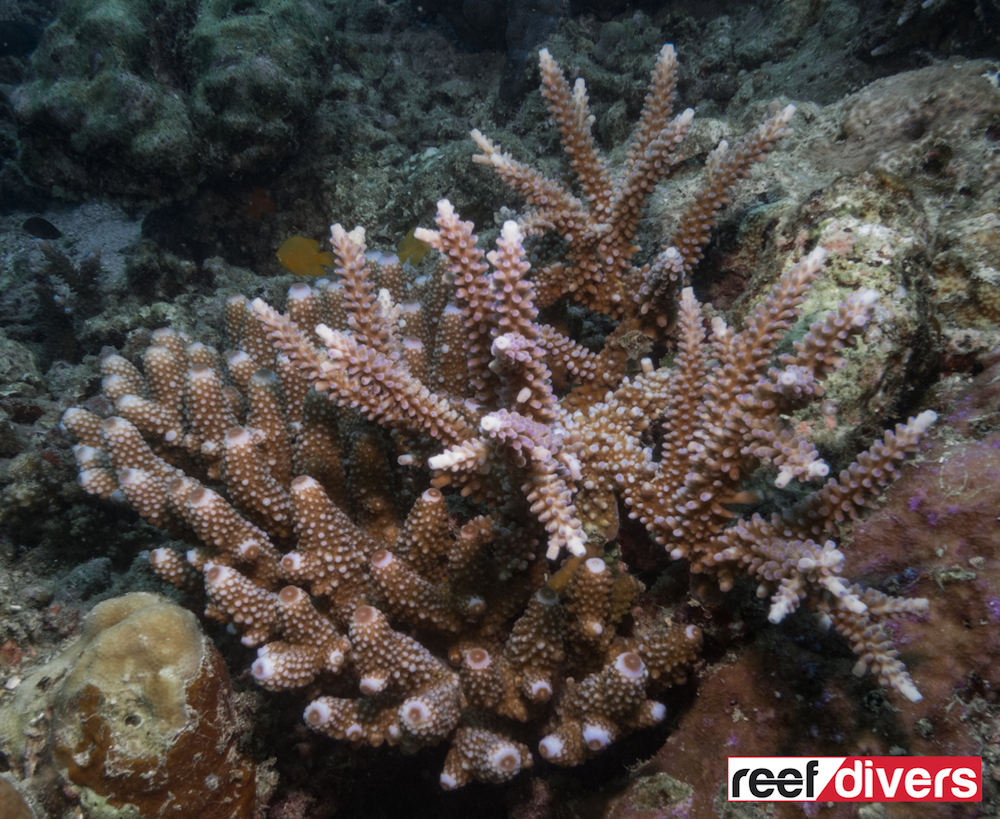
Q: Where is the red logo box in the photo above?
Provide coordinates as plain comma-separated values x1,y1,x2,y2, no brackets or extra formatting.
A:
728,756,981,802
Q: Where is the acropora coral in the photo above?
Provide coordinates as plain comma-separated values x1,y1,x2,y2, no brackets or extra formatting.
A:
61,42,933,789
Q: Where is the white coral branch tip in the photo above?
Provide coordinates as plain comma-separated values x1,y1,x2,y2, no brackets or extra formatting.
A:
412,227,437,245
911,409,937,434
804,245,827,269
538,734,565,761
251,654,275,681
583,724,612,751
897,679,923,703
501,220,522,245
488,743,523,775
304,699,332,726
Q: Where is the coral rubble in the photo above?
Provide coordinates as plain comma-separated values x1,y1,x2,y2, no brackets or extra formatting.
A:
60,43,933,791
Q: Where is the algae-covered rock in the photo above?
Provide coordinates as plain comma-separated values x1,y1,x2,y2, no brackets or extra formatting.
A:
11,0,333,200
704,168,939,465
0,592,257,819
185,0,331,175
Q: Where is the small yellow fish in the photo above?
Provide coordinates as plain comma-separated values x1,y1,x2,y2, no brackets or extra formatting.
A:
397,226,431,265
276,236,336,277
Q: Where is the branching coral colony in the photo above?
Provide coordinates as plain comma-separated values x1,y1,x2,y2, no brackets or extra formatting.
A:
62,43,934,788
